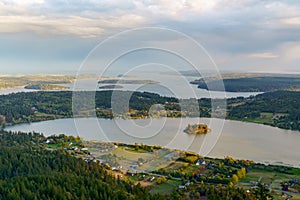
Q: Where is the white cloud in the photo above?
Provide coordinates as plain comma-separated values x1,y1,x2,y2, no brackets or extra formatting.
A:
1,0,300,73
0,0,262,37
0,2,146,37
280,17,300,26
0,0,300,39
0,1,147,37
248,52,278,59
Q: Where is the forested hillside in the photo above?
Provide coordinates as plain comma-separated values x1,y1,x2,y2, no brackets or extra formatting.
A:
0,131,167,200
227,91,300,130
0,90,299,131
191,77,300,92
0,131,277,199
0,91,178,124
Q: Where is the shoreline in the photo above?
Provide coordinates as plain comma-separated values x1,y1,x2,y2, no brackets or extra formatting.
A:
3,112,298,134
5,117,300,168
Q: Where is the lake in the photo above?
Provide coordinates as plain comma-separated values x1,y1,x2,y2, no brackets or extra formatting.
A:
6,117,300,167
0,73,262,98
60,74,262,99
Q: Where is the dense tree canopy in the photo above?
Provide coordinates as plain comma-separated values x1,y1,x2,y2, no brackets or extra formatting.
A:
191,77,300,92
0,131,169,200
0,130,271,199
0,90,299,131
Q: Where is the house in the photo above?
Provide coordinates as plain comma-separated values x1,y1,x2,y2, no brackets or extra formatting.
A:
185,181,190,186
178,185,186,189
44,139,51,144
71,146,78,151
127,171,137,176
196,159,206,166
96,159,104,164
150,177,155,182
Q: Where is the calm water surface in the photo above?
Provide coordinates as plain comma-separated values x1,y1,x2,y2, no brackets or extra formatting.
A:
6,117,300,167
0,74,262,98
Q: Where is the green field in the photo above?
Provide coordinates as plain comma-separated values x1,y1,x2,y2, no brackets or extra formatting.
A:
151,179,182,194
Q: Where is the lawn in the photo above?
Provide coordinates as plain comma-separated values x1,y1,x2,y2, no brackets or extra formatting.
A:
150,179,181,194
110,147,153,161
183,164,203,176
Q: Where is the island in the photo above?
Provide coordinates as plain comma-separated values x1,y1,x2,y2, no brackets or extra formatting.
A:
98,84,124,89
25,84,69,90
191,76,300,92
98,79,159,84
184,123,210,134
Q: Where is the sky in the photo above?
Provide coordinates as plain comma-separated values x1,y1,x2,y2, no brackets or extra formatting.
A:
0,0,300,74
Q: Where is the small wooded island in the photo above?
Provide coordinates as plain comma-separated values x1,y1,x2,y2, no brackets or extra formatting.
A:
98,79,159,84
184,123,211,134
25,84,69,90
99,84,124,89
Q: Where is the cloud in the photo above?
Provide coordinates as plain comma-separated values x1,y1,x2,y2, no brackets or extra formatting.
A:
132,0,219,21
0,3,146,37
0,1,146,37
280,17,300,26
1,0,300,73
0,0,300,39
248,52,278,59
